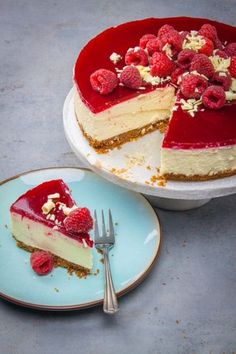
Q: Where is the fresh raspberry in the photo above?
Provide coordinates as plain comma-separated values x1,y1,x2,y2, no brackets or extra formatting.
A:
198,37,214,56
179,31,189,42
120,66,142,89
212,72,232,91
190,54,215,78
64,207,93,234
202,85,226,109
146,38,162,55
150,52,175,77
180,73,208,99
171,67,185,85
160,30,183,56
198,24,218,43
139,34,156,49
229,56,236,78
214,50,228,59
90,69,118,95
30,251,54,276
125,48,149,66
177,49,196,69
214,37,224,50
158,24,175,39
225,43,236,57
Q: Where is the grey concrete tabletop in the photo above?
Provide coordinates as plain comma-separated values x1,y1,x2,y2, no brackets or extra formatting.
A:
1,1,236,353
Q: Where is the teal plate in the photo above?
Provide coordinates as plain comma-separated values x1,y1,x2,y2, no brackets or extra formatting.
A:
0,167,161,310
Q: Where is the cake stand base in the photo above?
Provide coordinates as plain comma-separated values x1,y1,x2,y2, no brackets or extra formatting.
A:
144,195,212,211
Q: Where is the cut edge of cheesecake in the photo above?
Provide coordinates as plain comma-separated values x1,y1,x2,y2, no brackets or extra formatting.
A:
15,238,91,276
74,85,175,151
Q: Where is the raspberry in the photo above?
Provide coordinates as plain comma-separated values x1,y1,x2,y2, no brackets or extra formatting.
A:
150,52,175,77
212,72,232,91
190,54,215,78
64,207,93,234
146,38,162,55
214,37,224,50
171,67,185,85
120,66,142,89
125,48,149,66
202,85,226,109
30,251,54,276
225,43,236,57
160,30,183,55
177,49,196,69
198,37,214,56
214,50,228,59
180,73,208,99
229,56,236,78
158,24,175,39
179,31,189,41
90,69,118,95
198,24,218,43
139,34,156,49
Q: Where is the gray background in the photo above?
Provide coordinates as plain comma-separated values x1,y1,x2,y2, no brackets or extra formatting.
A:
1,1,236,353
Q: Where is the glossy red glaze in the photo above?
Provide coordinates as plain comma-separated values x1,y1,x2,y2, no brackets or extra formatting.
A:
163,102,236,149
74,17,236,113
10,179,93,246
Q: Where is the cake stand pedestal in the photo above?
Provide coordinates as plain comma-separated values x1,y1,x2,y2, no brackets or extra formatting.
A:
63,88,236,211
144,195,211,211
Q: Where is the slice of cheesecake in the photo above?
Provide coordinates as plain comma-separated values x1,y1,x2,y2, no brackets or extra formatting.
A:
10,179,93,272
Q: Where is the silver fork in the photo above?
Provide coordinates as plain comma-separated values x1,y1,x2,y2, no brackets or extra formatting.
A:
94,209,119,314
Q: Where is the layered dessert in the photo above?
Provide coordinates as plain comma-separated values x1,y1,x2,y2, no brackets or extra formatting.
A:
73,17,236,181
10,179,93,274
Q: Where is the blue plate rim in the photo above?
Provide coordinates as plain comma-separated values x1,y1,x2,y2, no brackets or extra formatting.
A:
0,167,162,311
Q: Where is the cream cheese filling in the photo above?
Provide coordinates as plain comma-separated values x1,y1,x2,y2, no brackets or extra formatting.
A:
74,86,175,141
11,213,93,270
160,145,236,176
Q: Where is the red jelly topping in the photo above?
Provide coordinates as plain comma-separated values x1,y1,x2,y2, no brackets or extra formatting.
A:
163,102,236,149
74,17,236,114
10,179,93,247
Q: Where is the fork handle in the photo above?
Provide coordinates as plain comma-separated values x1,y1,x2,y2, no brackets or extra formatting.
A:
103,248,119,314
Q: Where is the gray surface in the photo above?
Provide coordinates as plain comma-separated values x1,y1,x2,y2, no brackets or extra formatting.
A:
1,0,236,353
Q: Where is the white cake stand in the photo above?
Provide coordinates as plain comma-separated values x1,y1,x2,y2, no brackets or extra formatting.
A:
63,88,236,210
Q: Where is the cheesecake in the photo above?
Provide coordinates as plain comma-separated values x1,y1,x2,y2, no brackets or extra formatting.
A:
10,179,93,273
73,17,236,181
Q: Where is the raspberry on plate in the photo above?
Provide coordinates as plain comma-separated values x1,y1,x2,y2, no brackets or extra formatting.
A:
190,54,215,78
202,85,226,109
64,207,93,234
139,33,156,49
30,251,54,276
212,72,232,91
180,73,208,99
90,69,118,95
146,38,162,55
120,66,142,89
225,43,236,57
229,56,236,78
125,48,149,66
177,49,196,69
150,52,175,77
198,37,214,56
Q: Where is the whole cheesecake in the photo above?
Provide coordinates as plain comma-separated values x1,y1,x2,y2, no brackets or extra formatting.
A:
73,17,236,181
